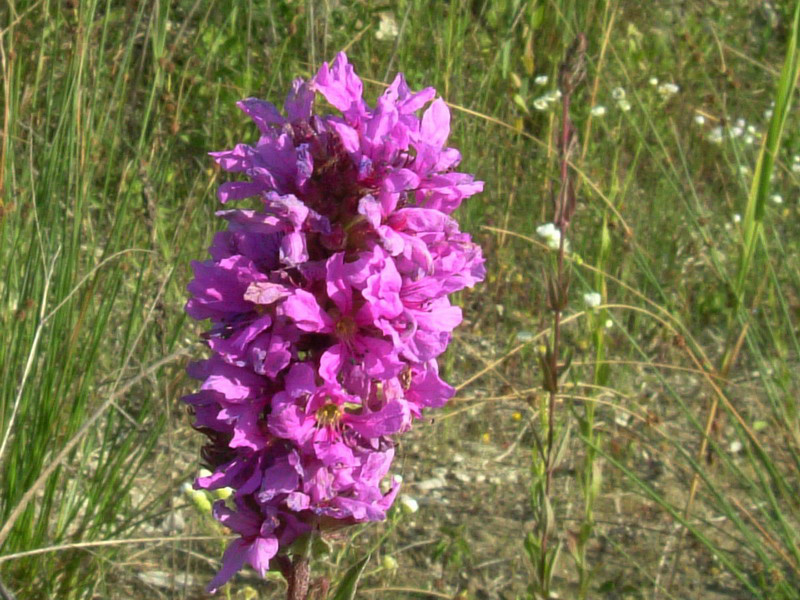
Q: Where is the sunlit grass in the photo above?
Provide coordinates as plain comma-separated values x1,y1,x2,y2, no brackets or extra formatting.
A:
1,0,799,598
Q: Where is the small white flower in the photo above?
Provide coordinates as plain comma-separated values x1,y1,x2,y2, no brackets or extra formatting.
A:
649,76,659,86
770,194,783,204
611,86,626,100
536,222,558,237
375,12,399,41
747,125,758,135
614,410,632,427
536,222,567,251
708,127,724,144
738,165,750,176
657,82,679,97
791,163,800,174
728,440,743,454
793,154,800,163
735,118,746,128
733,213,742,223
729,126,743,138
694,114,706,126
617,99,631,112
590,105,607,117
764,108,774,119
534,74,548,85
604,319,613,329
744,134,755,145
399,494,419,514
583,291,602,308
549,89,563,101
533,97,550,111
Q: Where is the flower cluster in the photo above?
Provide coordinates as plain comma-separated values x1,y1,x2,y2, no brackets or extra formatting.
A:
183,53,484,592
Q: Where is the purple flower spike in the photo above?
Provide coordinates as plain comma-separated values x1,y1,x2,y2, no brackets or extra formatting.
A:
184,52,484,592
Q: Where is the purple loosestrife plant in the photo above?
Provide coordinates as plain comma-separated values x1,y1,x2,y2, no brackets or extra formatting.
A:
184,53,484,594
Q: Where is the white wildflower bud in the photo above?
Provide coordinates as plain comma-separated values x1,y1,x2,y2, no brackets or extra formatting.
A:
536,223,567,251
708,127,724,144
590,105,606,117
649,77,659,86
614,410,632,427
375,12,399,41
694,114,705,126
611,87,626,100
733,213,741,224
399,494,419,514
534,74,548,85
770,194,783,205
536,222,556,237
533,97,549,111
657,82,679,97
583,292,602,309
617,99,631,112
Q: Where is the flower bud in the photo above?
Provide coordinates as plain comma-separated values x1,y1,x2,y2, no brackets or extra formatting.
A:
398,494,419,514
183,483,212,515
213,486,234,500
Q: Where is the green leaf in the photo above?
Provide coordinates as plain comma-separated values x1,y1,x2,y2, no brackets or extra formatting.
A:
330,554,371,600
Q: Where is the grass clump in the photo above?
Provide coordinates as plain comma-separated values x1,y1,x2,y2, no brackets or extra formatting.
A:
1,1,799,598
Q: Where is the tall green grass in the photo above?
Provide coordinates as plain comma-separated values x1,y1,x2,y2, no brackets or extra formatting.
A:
2,0,799,598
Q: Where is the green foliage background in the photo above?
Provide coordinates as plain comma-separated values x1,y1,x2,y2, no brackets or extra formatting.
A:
1,0,799,598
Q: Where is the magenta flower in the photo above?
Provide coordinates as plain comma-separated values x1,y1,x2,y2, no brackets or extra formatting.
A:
206,499,309,593
283,249,405,383
184,52,484,592
268,363,407,465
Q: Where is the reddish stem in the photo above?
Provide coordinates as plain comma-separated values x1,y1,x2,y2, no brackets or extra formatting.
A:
277,555,310,600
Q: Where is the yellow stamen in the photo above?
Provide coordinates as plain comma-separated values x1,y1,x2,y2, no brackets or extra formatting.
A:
316,402,342,427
